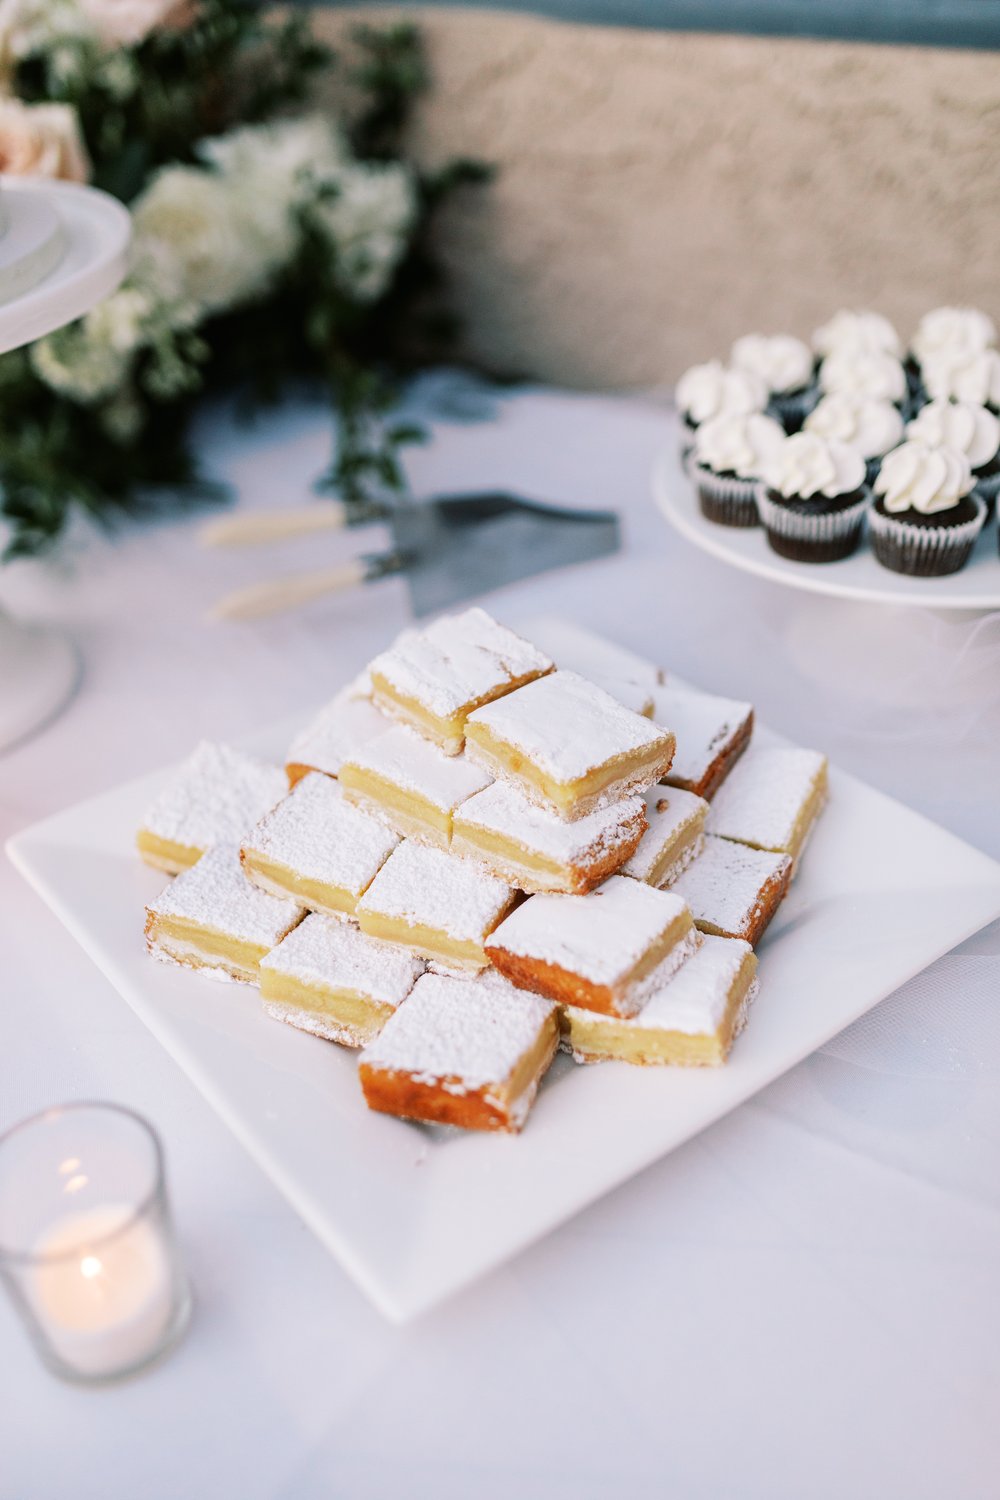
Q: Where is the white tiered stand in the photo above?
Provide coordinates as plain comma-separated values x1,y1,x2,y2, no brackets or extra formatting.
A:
0,175,130,751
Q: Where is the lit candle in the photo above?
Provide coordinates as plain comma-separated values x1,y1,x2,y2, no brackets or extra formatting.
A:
28,1203,174,1378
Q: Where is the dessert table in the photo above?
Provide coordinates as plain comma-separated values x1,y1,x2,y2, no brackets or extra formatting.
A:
3,380,999,1499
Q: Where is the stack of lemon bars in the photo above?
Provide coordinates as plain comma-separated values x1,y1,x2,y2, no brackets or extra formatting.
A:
140,610,827,1134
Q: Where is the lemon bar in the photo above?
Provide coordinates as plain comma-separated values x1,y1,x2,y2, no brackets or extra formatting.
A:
562,934,758,1066
452,780,646,895
137,741,286,874
486,874,698,1018
285,687,389,786
706,747,828,868
357,840,517,972
240,772,398,918
339,725,491,848
359,970,559,1133
260,913,423,1046
651,685,754,800
621,788,708,887
671,834,791,946
368,607,553,755
145,843,304,983
465,671,676,821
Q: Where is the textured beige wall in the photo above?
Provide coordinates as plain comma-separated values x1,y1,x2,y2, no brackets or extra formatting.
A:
315,7,1000,387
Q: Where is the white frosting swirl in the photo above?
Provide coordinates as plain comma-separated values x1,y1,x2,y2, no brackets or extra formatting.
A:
675,360,768,424
812,310,900,358
730,333,813,395
920,349,1000,408
693,411,786,478
912,306,997,366
761,432,866,500
819,349,907,403
804,394,903,458
906,399,1000,470
874,440,973,515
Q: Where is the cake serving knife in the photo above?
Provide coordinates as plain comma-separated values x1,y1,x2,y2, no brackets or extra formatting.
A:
205,493,620,621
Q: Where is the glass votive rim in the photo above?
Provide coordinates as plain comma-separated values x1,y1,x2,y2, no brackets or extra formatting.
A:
0,1100,192,1382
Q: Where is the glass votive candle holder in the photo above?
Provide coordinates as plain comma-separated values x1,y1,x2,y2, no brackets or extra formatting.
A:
0,1102,191,1383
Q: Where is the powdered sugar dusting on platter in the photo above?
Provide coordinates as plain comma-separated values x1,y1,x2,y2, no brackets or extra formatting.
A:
147,843,303,947
487,875,690,985
342,724,491,812
286,690,390,777
141,741,286,850
671,835,791,934
361,971,555,1091
467,671,673,783
651,686,753,788
706,747,827,850
369,608,552,719
357,841,515,944
242,774,398,895
454,781,646,865
622,788,709,882
261,912,423,1007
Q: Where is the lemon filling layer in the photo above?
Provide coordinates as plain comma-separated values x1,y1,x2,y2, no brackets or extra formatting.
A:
339,765,451,845
136,830,203,873
357,911,491,971
259,969,393,1044
241,851,362,917
466,725,673,816
147,914,269,980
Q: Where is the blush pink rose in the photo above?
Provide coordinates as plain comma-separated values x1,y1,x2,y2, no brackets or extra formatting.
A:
0,99,90,182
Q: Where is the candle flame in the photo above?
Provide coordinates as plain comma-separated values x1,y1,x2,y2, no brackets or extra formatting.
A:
64,1174,88,1195
79,1255,102,1279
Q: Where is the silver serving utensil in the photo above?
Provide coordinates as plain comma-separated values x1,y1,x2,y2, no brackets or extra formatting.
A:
207,493,620,620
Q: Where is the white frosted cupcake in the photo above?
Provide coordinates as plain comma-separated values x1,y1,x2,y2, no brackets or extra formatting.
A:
731,333,816,429
870,440,984,576
689,411,786,527
675,361,768,461
812,310,901,360
906,399,1000,514
756,432,869,562
805,394,903,485
819,349,908,407
911,306,997,368
919,348,1000,413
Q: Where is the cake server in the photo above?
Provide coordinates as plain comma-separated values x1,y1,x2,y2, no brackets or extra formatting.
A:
206,493,620,621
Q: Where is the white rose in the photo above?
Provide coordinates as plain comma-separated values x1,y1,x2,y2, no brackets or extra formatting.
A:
77,0,195,47
199,116,349,199
0,98,89,182
310,160,417,303
132,165,277,315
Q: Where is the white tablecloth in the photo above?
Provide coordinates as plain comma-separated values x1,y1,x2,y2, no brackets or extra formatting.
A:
3,382,999,1500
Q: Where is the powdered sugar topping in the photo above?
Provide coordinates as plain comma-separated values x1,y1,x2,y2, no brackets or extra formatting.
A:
361,970,555,1089
488,875,690,985
671,835,790,933
358,841,514,944
243,773,398,896
342,724,491,812
286,690,390,777
261,912,422,1007
369,608,552,718
148,843,303,947
455,781,645,866
622,788,708,881
141,741,286,850
652,685,753,787
706,748,827,850
631,934,754,1034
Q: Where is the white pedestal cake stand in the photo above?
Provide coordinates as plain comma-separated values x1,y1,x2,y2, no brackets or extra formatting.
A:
0,176,131,752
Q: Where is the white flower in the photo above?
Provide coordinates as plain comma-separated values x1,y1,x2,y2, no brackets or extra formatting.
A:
30,314,132,402
199,115,349,199
77,0,195,48
131,164,277,315
310,160,417,303
0,98,89,181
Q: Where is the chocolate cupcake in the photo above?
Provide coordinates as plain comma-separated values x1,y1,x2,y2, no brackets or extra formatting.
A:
919,349,1000,416
819,348,908,410
906,399,1000,517
869,440,985,576
756,432,869,563
675,361,767,466
910,307,997,370
731,333,816,431
689,411,786,527
804,393,903,488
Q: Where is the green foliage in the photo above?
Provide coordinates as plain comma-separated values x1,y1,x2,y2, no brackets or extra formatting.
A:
0,15,491,560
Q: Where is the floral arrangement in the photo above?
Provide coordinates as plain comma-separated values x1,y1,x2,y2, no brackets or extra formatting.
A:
0,1,489,557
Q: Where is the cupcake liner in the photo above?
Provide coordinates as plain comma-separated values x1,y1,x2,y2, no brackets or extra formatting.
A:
868,495,985,577
766,385,819,433
864,457,883,488
755,486,870,563
690,463,760,527
972,469,1000,520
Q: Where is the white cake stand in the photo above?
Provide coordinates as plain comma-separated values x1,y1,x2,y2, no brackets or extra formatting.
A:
0,176,131,752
